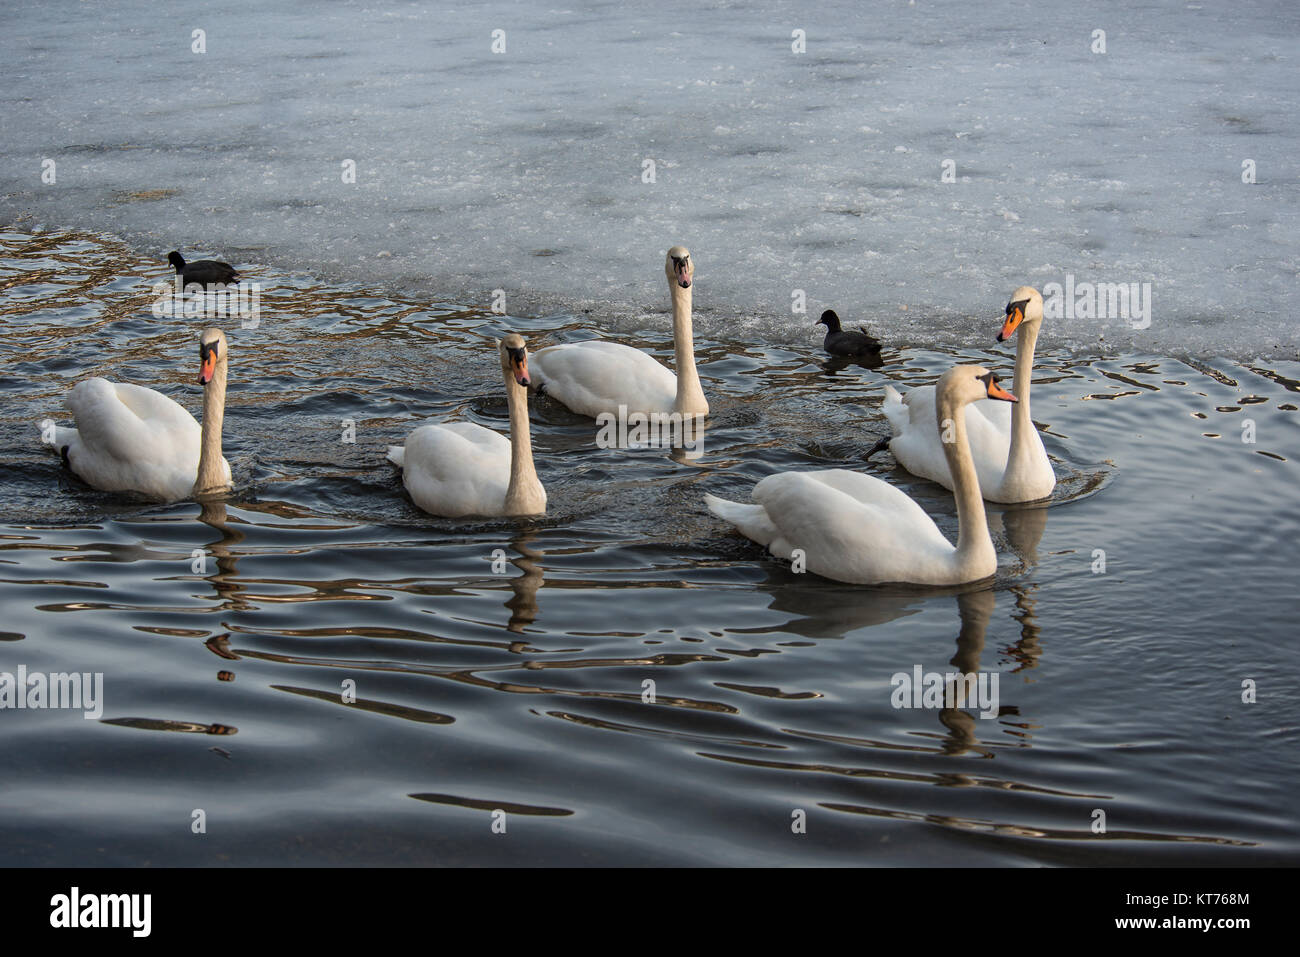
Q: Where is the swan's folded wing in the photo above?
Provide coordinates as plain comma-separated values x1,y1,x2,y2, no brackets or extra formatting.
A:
966,396,1013,434
404,422,508,480
68,378,199,463
532,341,676,417
884,384,958,489
400,422,511,516
885,382,943,434
751,470,953,583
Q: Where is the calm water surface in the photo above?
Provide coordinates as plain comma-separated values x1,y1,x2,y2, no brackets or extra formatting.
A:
1,229,1296,865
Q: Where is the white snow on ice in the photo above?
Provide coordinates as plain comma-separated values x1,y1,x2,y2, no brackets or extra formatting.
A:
1,0,1297,356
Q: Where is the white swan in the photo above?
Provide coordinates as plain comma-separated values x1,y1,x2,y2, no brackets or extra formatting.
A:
49,327,232,501
881,286,1055,503
387,334,546,517
705,365,1017,586
529,246,708,418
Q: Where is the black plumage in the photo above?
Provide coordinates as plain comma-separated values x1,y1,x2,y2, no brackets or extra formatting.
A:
816,310,880,357
168,250,239,287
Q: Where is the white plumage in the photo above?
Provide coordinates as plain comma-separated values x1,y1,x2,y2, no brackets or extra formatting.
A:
882,385,1036,492
530,340,677,417
881,286,1055,504
707,365,1016,586
706,469,959,585
529,245,708,419
387,421,530,518
388,334,547,518
54,377,230,503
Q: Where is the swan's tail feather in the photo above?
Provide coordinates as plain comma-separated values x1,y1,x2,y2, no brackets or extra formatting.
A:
386,445,405,468
49,426,78,464
704,493,779,546
881,384,908,437
704,492,739,519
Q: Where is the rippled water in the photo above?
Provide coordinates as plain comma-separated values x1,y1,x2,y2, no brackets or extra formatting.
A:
1,229,1297,865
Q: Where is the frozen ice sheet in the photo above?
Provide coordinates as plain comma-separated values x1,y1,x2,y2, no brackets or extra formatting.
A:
1,0,1297,356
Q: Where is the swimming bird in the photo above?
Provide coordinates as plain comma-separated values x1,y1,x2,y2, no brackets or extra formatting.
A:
705,365,1016,586
816,310,881,357
168,250,239,288
387,334,546,517
49,328,233,501
528,247,708,418
878,286,1055,503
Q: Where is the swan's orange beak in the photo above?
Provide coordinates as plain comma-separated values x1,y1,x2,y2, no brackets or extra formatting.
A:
512,352,530,387
998,302,1025,342
676,261,691,289
199,344,217,385
986,378,1017,402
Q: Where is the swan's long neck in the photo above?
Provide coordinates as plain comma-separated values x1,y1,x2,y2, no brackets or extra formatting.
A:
937,394,996,577
194,362,229,497
1002,319,1043,489
671,283,708,417
1009,320,1038,445
504,369,545,515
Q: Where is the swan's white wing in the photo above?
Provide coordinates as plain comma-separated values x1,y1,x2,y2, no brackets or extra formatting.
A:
392,421,511,517
710,469,957,585
531,341,677,417
63,377,206,501
885,386,1012,494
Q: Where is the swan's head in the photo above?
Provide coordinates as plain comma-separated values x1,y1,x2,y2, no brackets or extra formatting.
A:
499,333,530,386
665,246,693,289
198,328,228,385
940,364,1017,406
997,286,1044,342
167,251,186,271
815,309,841,331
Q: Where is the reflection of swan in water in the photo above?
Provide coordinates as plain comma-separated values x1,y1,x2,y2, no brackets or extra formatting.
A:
665,419,708,466
196,499,251,614
938,587,999,756
985,503,1047,673
601,416,709,466
993,502,1049,569
747,567,928,639
755,573,1005,756
932,507,1050,752
949,587,997,676
502,532,545,638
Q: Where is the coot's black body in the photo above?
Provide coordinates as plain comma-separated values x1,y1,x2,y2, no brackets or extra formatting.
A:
168,251,239,287
816,310,880,357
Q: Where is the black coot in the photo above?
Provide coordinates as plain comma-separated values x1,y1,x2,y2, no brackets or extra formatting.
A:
816,310,880,357
168,251,239,287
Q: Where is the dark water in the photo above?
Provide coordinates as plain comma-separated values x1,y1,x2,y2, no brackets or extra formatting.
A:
1,228,1297,865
